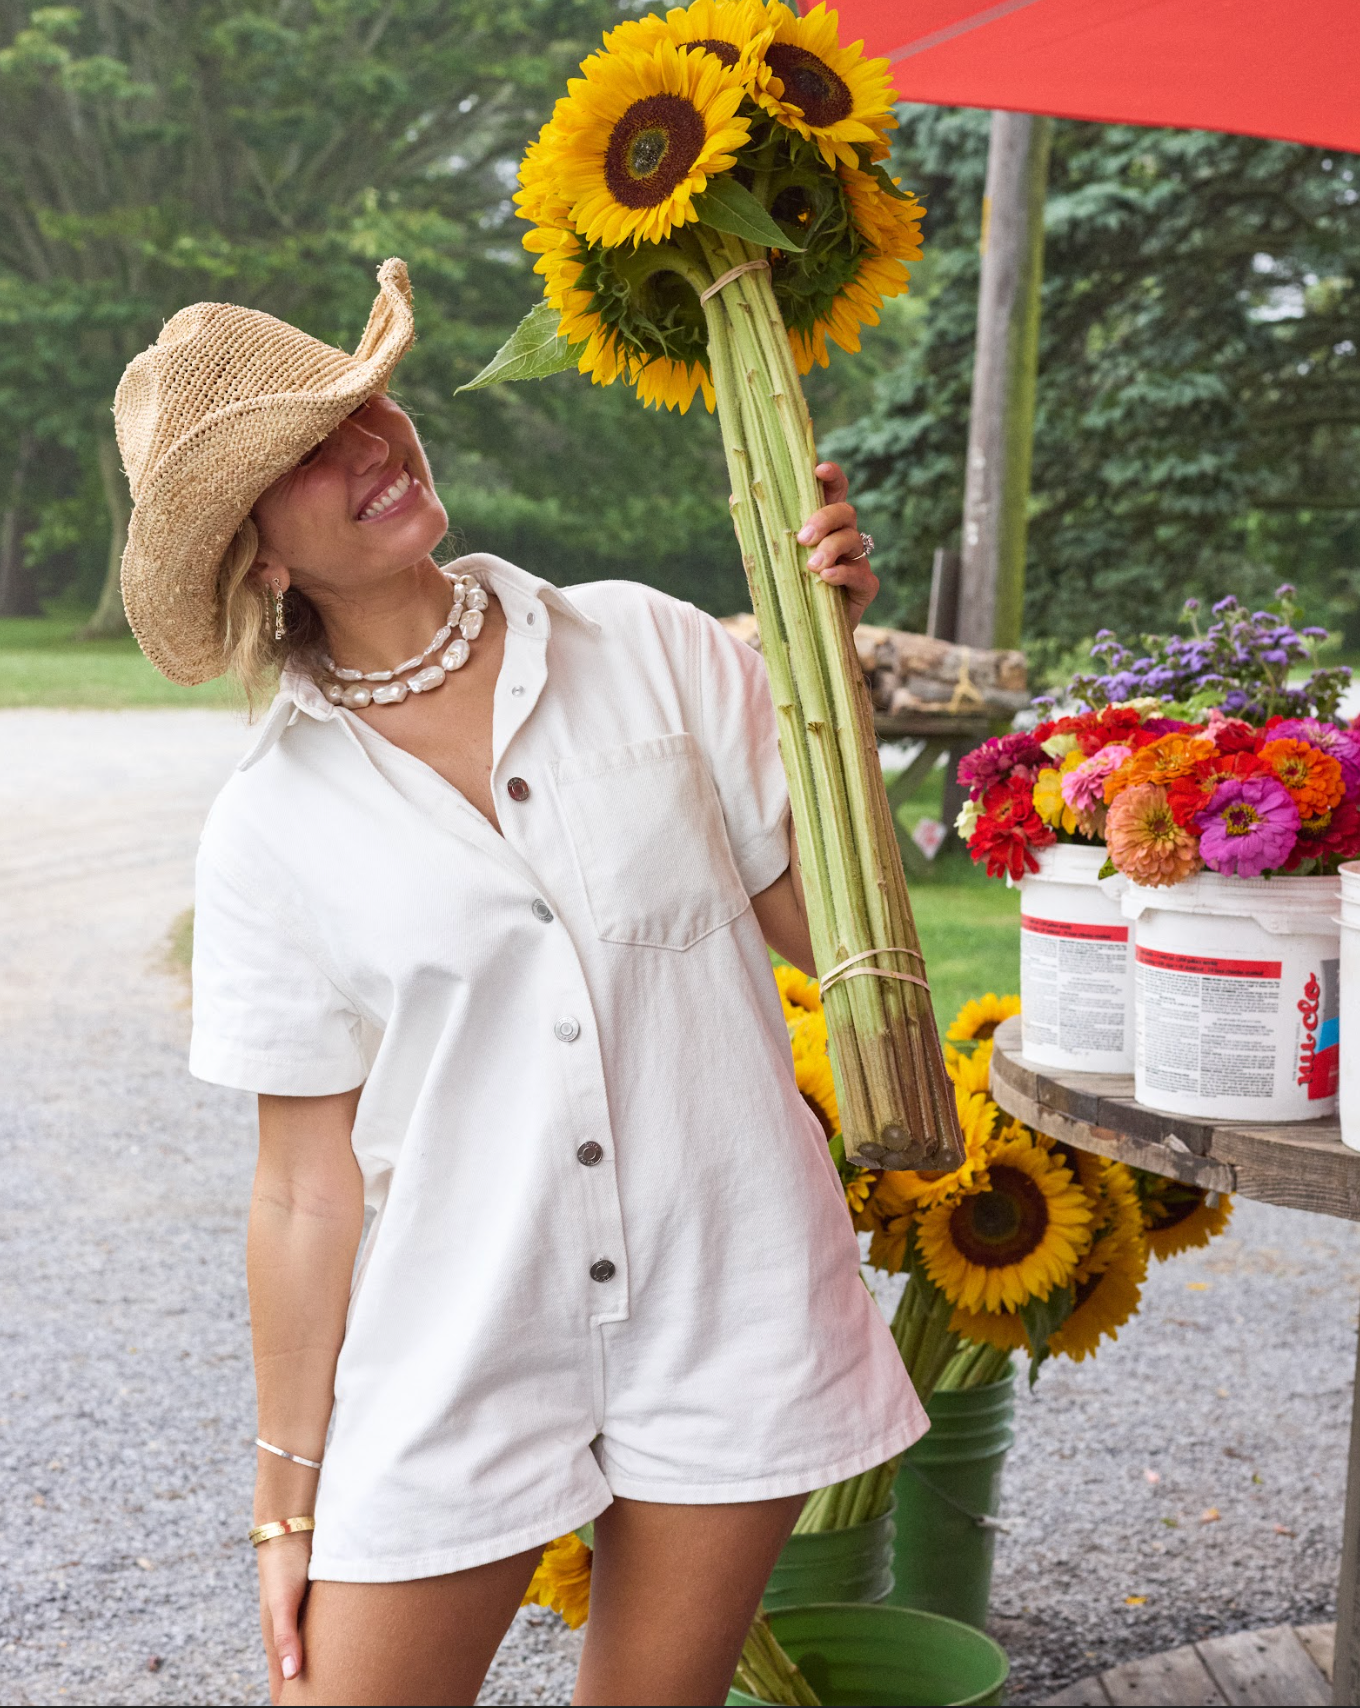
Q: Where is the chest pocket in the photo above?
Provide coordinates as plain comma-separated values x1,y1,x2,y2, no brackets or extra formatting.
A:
553,732,749,950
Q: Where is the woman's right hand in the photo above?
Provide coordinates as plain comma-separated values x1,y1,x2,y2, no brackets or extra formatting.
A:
258,1530,313,1701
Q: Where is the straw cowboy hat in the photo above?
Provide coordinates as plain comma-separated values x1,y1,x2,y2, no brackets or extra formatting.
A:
114,257,415,685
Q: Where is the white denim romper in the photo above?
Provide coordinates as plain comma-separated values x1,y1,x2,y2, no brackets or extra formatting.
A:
190,554,927,1583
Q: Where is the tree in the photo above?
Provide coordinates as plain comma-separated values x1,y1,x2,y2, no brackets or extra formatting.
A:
0,0,628,630
830,108,1360,651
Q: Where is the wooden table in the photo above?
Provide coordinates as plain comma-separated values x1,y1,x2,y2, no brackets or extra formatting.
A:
989,1015,1360,1706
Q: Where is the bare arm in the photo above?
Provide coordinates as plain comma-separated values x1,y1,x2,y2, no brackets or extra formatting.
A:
248,1086,365,1699
751,830,816,976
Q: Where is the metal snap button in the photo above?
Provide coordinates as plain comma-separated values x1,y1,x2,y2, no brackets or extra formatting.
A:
576,1141,604,1167
507,777,530,802
532,899,554,923
510,684,525,697
554,1017,581,1043
589,1259,616,1283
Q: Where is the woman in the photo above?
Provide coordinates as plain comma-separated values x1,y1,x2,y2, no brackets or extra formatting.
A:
115,259,926,1706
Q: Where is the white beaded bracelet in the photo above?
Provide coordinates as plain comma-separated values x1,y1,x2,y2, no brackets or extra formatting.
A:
256,1436,324,1471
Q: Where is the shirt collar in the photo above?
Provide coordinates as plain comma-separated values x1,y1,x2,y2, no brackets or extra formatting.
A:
237,553,599,771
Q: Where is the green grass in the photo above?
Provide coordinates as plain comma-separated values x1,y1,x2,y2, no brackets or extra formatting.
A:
883,761,1021,1026
0,615,240,708
909,853,1020,1031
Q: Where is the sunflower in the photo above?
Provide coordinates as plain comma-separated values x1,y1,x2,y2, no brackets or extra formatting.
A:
949,1299,1029,1353
1048,1232,1147,1362
773,961,824,1026
863,1088,997,1268
843,1169,874,1216
790,1008,839,1139
522,1533,593,1629
784,163,924,373
918,1132,1092,1313
946,1038,994,1100
753,1,896,169
541,39,750,249
523,208,716,412
1133,1172,1234,1260
947,993,1021,1046
604,0,775,98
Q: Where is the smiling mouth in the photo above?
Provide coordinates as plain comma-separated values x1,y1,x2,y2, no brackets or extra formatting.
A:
357,467,413,522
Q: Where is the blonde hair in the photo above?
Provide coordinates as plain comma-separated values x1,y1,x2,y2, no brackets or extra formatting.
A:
216,516,325,711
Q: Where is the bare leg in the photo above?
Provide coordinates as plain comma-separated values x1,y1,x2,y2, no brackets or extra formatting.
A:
574,1495,805,1707
280,1544,543,1707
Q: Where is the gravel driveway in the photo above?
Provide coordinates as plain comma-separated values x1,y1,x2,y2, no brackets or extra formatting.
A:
1,707,1357,1706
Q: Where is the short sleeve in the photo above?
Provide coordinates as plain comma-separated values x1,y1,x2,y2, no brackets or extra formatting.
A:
189,846,368,1096
690,607,791,897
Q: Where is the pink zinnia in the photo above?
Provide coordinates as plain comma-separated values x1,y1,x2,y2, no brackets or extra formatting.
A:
1061,745,1132,818
1196,776,1300,877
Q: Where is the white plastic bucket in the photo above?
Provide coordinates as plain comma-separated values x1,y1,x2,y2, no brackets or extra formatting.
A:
1122,872,1340,1122
1341,862,1360,1152
1020,843,1134,1073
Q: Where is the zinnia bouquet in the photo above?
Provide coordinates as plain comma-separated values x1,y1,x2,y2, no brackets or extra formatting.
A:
955,704,1187,880
1101,713,1360,886
460,0,963,1173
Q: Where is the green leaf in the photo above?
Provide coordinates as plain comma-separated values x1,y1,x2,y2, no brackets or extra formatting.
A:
1097,855,1117,880
693,177,805,253
1019,1284,1074,1388
454,300,584,393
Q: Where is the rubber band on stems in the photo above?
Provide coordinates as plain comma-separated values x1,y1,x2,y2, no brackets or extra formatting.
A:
818,945,931,997
699,260,771,305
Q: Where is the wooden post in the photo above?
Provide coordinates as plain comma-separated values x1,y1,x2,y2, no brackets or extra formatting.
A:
1333,1315,1360,1705
927,548,968,846
956,111,1052,654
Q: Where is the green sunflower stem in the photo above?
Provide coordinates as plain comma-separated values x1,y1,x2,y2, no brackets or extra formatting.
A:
695,230,963,1174
734,1610,822,1706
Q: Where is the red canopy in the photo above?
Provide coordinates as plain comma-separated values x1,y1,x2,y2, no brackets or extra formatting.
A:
831,0,1360,153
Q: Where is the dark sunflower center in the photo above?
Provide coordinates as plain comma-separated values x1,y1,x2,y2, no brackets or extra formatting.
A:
949,1165,1049,1268
690,37,740,66
765,43,853,127
604,94,706,208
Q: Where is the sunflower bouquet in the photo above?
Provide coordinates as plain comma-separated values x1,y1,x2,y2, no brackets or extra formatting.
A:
461,0,962,1175
788,987,1233,1532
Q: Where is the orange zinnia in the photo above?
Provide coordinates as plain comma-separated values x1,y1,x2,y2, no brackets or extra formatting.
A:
1103,733,1215,805
1258,738,1345,820
1106,783,1202,886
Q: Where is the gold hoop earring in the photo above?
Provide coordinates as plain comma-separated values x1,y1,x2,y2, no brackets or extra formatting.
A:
273,583,285,643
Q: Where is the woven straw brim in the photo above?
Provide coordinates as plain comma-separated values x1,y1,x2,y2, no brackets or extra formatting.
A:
119,261,414,686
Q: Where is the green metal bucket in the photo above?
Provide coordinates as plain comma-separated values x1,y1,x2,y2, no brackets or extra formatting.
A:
726,1603,1010,1706
885,1373,1016,1629
764,1497,896,1610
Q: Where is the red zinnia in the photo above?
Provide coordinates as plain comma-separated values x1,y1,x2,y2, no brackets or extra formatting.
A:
968,777,1055,880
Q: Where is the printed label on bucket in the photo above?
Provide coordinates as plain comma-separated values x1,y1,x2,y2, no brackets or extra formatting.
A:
1135,945,1281,1100
1298,960,1340,1101
1021,914,1130,1058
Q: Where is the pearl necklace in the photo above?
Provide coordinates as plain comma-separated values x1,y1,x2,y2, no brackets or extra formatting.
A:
320,569,488,709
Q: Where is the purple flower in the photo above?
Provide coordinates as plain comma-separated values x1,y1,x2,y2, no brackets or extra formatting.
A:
1196,777,1300,878
1269,718,1360,797
957,731,1047,798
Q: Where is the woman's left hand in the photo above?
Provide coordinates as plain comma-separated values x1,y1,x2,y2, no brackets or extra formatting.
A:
797,461,879,630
